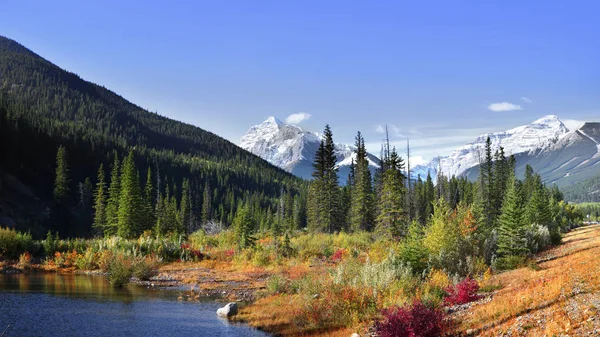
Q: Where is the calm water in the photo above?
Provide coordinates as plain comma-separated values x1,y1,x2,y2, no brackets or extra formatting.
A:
0,273,269,337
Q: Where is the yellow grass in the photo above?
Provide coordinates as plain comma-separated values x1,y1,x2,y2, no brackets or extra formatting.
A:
457,224,600,336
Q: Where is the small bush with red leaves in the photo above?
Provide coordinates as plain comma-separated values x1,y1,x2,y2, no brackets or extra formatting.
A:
375,300,446,337
444,277,480,306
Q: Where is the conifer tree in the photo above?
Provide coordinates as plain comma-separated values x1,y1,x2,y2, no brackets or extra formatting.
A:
350,131,374,231
376,147,405,237
51,145,71,236
180,178,191,235
53,145,70,204
234,203,256,249
201,181,212,224
307,125,340,233
105,154,121,236
93,163,107,235
117,150,143,238
322,125,341,232
497,174,528,257
143,166,155,233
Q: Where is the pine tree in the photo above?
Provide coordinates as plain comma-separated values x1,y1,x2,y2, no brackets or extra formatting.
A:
201,181,212,224
497,174,528,257
322,125,341,233
234,203,256,249
93,163,107,235
53,145,70,204
105,154,121,236
376,147,405,237
350,131,374,232
307,125,340,233
51,145,71,236
117,150,143,238
180,178,191,235
142,166,155,233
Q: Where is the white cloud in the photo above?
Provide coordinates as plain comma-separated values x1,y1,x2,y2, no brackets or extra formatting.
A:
563,119,586,131
374,124,404,137
488,102,523,112
520,97,533,103
285,112,312,124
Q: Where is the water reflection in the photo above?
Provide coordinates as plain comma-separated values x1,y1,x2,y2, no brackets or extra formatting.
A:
0,273,269,337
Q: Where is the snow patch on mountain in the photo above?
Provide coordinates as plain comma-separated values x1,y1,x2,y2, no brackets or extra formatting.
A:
412,115,570,181
240,117,379,180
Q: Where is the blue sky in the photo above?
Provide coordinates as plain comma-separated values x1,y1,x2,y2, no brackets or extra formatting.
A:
2,1,599,164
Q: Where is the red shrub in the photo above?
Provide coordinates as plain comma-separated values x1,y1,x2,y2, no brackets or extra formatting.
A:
444,277,480,306
375,300,446,337
330,248,345,262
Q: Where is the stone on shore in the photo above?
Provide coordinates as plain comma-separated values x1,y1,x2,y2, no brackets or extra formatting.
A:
216,302,238,317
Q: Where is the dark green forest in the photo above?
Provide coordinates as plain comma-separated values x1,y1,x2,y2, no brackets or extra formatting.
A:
0,36,306,238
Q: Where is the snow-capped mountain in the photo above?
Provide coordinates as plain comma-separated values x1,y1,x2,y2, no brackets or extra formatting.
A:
412,115,570,182
240,117,379,181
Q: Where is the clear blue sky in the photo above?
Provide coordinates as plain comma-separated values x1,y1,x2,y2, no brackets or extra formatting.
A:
2,0,599,163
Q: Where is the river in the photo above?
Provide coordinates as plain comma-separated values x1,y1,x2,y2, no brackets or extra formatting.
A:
0,273,269,337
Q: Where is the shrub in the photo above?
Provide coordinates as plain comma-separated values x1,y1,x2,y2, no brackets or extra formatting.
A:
43,231,60,257
265,274,290,295
375,300,446,337
75,248,98,270
0,228,34,259
132,256,160,281
526,224,551,254
493,255,527,271
18,251,32,269
444,277,480,306
330,248,346,263
107,255,133,287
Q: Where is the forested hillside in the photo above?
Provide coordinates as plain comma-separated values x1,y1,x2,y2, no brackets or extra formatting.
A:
0,36,306,238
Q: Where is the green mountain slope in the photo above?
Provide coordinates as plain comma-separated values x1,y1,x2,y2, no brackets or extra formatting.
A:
0,35,306,237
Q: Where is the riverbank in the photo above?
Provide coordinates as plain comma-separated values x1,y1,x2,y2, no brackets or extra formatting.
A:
3,224,595,336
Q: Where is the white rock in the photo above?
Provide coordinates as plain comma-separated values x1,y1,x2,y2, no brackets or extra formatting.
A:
216,302,238,317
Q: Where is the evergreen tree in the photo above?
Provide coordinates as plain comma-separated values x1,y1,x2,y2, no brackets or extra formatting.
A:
117,150,143,238
105,155,121,236
51,145,71,236
308,125,340,233
53,145,70,204
376,147,406,237
234,203,256,249
93,163,107,235
180,178,191,235
142,166,155,233
201,181,212,224
350,131,374,231
497,174,528,257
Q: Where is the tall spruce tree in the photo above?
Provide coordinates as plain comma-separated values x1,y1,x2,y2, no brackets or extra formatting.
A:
105,154,121,236
180,178,191,235
234,203,256,249
376,147,406,237
142,166,155,233
497,174,528,257
51,145,71,236
350,131,374,232
117,151,143,238
201,181,212,224
92,163,107,235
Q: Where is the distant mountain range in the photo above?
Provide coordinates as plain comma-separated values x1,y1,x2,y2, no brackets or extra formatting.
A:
240,117,379,182
412,115,571,181
241,115,600,201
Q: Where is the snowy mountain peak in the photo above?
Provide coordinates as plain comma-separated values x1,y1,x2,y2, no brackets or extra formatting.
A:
413,115,571,182
240,117,378,181
263,116,284,127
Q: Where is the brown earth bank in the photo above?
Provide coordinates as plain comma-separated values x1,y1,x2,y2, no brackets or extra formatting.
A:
451,223,600,337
